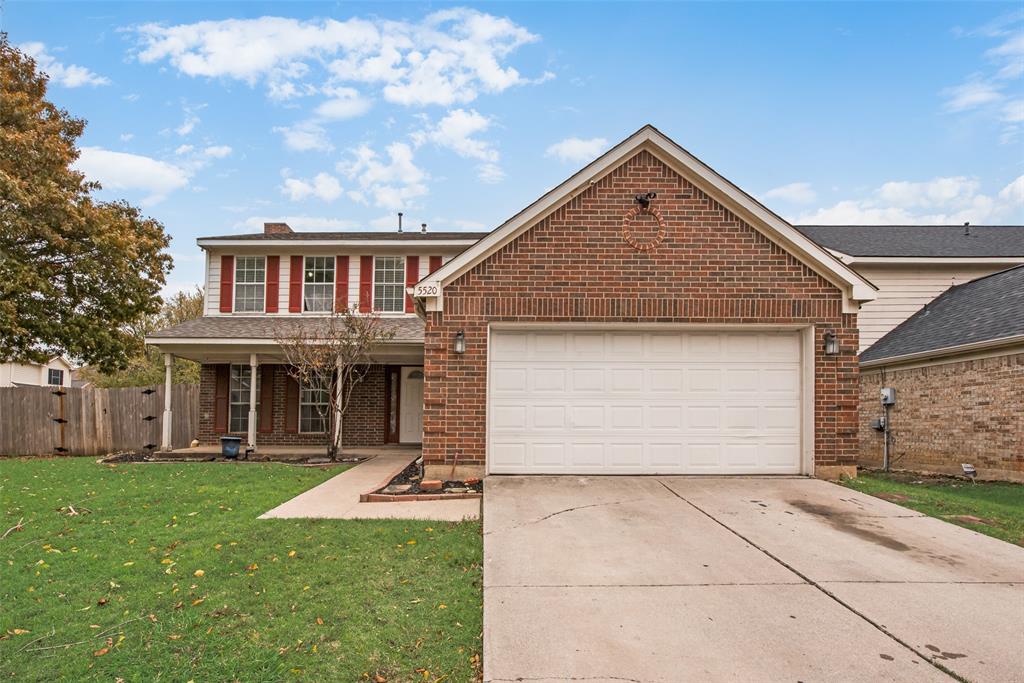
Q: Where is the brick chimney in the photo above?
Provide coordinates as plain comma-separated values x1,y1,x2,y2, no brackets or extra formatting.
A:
264,222,293,235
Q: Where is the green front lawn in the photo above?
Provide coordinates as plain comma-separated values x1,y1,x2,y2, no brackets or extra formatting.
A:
0,458,482,682
844,470,1024,546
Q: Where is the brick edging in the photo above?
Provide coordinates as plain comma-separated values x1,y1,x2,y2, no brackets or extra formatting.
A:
358,455,421,498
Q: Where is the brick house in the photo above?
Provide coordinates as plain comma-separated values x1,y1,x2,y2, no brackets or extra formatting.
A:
859,265,1024,482
148,126,883,480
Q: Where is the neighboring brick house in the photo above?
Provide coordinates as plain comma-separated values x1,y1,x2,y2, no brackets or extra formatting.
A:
859,265,1024,482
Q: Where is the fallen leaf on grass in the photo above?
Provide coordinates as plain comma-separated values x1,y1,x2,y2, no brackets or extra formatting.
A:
9,629,31,636
315,617,323,625
193,569,205,577
288,550,296,557
93,647,109,657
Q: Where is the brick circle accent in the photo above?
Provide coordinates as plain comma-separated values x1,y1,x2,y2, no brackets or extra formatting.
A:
622,205,667,252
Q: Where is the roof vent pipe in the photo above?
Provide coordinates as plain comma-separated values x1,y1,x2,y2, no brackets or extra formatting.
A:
421,222,427,234
398,212,403,233
963,221,970,236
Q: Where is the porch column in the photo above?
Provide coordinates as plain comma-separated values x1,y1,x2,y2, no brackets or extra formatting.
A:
247,354,258,450
333,356,343,452
161,354,173,451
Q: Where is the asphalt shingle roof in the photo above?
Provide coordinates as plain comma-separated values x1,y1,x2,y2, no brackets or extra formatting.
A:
200,231,490,241
860,265,1024,364
147,316,424,343
794,225,1024,257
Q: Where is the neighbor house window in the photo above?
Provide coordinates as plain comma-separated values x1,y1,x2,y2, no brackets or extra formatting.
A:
299,374,331,433
303,256,334,312
234,256,266,312
47,369,64,386
373,256,405,313
228,364,260,433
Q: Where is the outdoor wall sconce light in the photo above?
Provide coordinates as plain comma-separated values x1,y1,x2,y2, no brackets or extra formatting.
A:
823,329,839,356
453,330,466,355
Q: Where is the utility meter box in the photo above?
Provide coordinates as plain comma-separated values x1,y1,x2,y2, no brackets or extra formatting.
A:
880,387,896,406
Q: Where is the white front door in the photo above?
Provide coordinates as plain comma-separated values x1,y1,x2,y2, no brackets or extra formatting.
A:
399,367,424,444
487,329,803,475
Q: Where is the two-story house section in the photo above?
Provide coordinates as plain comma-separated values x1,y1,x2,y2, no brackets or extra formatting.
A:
146,221,487,453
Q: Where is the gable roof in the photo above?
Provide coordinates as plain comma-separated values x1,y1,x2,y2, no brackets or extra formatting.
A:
414,125,876,313
795,225,1024,258
860,265,1024,365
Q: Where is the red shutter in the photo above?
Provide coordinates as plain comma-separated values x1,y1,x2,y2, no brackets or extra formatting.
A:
265,256,279,313
405,255,419,313
429,255,442,274
258,365,274,433
288,255,303,313
219,255,234,313
334,255,349,312
213,365,230,433
284,373,299,433
358,255,373,313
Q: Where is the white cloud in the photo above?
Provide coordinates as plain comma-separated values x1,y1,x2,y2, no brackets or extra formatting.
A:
797,175,1024,225
544,136,608,164
279,171,343,202
235,215,363,231
412,108,503,182
174,144,194,155
338,142,428,210
129,9,546,107
19,42,109,87
314,86,372,120
273,121,333,152
120,133,134,142
763,182,816,204
203,145,233,158
942,12,1024,141
74,147,190,205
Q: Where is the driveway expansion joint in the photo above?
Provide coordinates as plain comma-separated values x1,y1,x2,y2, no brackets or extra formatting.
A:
655,479,966,683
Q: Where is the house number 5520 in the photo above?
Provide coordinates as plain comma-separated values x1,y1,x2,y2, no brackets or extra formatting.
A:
414,283,439,296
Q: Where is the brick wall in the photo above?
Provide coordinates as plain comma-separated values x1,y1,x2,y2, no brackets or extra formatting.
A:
197,363,386,448
423,149,860,473
859,352,1024,482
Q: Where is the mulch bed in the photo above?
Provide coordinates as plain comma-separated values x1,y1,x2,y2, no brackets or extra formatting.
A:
97,451,362,467
362,461,483,502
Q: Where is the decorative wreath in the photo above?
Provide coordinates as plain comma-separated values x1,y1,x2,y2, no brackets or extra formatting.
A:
621,205,667,252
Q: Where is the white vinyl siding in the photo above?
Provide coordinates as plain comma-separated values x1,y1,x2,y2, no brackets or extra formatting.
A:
854,264,1009,351
299,375,331,433
303,256,335,313
488,329,802,475
373,256,406,312
234,256,266,312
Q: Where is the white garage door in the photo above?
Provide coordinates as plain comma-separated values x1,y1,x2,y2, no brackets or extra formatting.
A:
488,329,803,475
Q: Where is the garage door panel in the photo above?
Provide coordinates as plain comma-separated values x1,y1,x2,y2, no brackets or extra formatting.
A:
488,330,803,475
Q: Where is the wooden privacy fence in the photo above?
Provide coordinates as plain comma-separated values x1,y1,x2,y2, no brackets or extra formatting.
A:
0,384,199,456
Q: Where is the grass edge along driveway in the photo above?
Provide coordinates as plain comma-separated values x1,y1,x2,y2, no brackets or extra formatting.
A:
843,469,1024,546
0,457,482,682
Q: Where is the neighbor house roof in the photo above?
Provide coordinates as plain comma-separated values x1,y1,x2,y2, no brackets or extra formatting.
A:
415,125,876,314
795,225,1024,258
198,231,489,243
147,316,424,344
860,265,1024,365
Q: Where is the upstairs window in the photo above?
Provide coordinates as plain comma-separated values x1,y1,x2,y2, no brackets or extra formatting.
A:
234,256,266,312
373,256,405,313
303,256,335,312
47,369,64,386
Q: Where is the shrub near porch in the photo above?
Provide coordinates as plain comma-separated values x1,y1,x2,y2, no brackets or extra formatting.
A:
0,458,482,682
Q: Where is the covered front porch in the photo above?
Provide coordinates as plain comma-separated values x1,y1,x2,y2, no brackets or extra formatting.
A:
164,444,422,461
145,316,426,454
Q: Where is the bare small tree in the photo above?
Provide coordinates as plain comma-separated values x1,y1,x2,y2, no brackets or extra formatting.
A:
275,310,395,459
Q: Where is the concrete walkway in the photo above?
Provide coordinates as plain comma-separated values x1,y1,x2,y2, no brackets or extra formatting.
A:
484,476,1024,683
260,452,480,521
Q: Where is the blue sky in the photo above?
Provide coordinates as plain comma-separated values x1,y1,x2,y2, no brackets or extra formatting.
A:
7,2,1024,294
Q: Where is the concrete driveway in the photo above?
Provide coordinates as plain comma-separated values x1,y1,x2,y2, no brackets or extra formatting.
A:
483,476,1024,683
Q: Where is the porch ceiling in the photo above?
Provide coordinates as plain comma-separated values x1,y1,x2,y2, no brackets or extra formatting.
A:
148,341,424,365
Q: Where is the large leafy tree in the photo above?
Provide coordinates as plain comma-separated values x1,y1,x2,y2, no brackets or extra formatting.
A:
0,35,172,372
80,287,205,388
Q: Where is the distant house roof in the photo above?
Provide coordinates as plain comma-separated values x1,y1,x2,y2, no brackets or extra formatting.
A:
198,231,490,242
860,265,1024,364
146,315,424,344
794,225,1024,258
